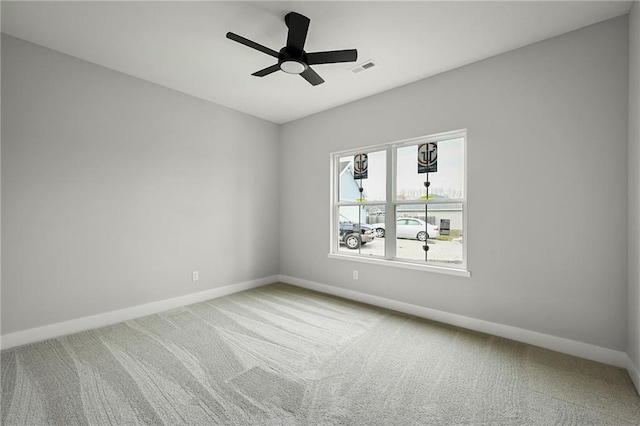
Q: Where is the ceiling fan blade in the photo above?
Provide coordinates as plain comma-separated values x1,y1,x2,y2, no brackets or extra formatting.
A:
300,67,324,86
285,12,310,52
306,49,358,65
252,64,281,77
226,32,279,58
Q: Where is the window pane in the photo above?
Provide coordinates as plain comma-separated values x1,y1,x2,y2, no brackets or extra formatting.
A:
396,138,464,201
337,206,384,257
395,204,463,264
339,150,386,202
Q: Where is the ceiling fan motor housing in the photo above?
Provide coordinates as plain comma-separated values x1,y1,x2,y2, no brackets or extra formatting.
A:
278,47,308,74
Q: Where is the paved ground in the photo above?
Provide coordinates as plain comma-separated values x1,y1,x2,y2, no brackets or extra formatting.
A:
338,237,463,264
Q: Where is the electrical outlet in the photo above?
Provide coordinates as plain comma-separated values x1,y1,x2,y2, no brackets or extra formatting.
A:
353,270,359,280
192,271,199,282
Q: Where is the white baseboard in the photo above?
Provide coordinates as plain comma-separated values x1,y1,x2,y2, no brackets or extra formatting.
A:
0,275,278,350
5,273,634,391
627,355,640,394
279,275,628,369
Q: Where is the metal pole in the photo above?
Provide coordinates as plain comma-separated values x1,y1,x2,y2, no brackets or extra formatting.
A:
358,178,363,253
424,173,430,261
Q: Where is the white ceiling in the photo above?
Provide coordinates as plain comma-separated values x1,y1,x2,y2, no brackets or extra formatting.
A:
1,1,632,124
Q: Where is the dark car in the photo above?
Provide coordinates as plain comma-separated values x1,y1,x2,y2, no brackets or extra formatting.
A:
339,220,375,249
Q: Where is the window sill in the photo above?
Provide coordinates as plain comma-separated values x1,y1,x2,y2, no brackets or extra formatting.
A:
327,253,471,277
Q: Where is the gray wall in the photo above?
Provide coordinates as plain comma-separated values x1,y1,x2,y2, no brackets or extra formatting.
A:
1,13,634,359
280,17,629,351
1,35,281,334
629,2,640,373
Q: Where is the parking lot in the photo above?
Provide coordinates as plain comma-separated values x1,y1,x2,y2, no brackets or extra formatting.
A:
339,237,463,264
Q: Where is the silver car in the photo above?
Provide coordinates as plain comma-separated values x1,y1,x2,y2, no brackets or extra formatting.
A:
369,218,440,241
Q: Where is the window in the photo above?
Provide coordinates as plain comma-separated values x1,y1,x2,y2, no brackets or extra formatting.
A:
329,130,468,276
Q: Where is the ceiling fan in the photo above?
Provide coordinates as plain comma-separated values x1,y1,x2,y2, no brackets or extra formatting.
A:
226,12,358,86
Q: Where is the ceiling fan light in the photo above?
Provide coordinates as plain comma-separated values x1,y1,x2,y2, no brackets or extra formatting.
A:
280,60,307,74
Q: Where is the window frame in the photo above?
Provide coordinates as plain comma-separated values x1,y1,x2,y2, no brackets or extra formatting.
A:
329,129,469,277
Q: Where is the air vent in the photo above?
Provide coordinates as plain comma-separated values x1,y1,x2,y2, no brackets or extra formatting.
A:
350,60,377,74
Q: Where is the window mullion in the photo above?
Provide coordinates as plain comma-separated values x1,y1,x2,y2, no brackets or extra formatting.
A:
386,146,396,259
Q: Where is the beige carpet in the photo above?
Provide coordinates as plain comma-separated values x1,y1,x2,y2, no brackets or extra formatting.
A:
2,282,639,425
